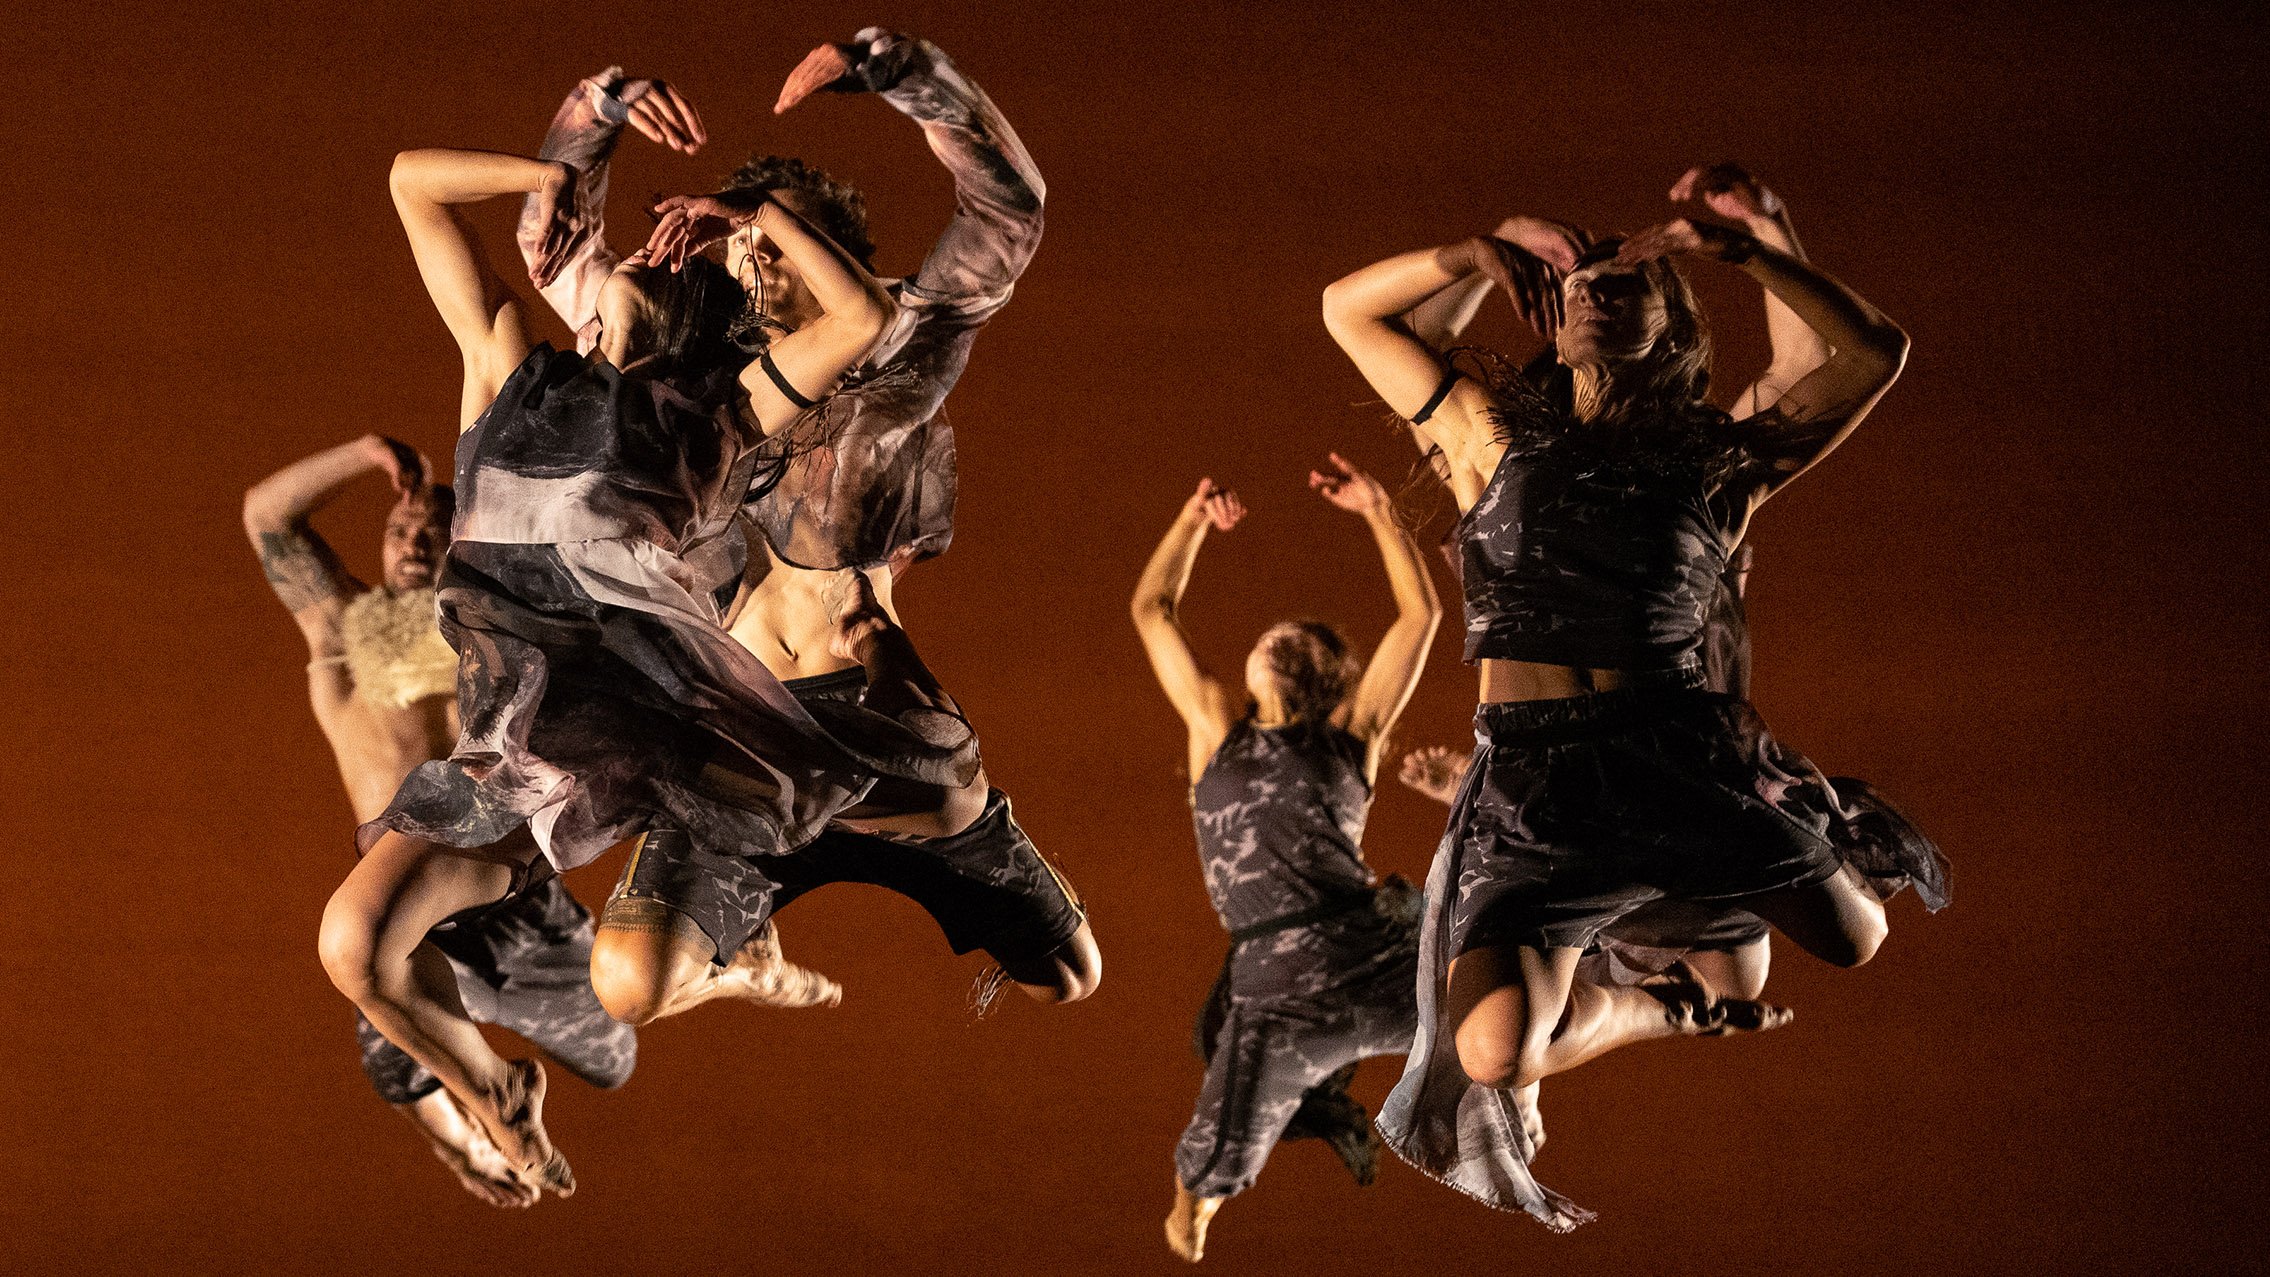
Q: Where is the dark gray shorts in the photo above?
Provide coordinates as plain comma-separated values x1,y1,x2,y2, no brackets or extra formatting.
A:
616,786,1085,975
356,874,635,1104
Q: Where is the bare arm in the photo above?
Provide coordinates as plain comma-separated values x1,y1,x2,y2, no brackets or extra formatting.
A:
1618,220,1909,503
644,193,898,432
1311,456,1440,765
1670,164,1828,417
1323,244,1513,492
241,435,418,653
1410,217,1594,349
1131,480,1245,768
389,149,563,429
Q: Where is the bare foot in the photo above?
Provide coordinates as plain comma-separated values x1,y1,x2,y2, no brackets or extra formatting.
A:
409,1089,538,1208
482,1058,575,1198
1642,965,1793,1037
717,921,844,1009
1164,1179,1223,1262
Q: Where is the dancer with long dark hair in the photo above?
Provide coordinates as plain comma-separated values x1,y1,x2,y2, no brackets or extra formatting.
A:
1132,457,1439,1261
1323,180,1943,1227
510,31,1096,1024
319,133,967,1197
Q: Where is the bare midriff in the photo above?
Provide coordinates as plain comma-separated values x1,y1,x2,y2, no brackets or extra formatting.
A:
1479,658,1647,705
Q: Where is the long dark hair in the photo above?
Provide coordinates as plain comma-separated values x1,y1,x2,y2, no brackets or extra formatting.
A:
640,255,753,379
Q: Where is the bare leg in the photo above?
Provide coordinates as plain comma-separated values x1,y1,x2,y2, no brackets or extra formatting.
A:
1000,919,1103,1005
1739,863,1888,969
1682,936,1773,1001
1448,943,1791,1091
1165,1178,1224,1263
394,1089,539,1209
590,896,841,1026
320,831,573,1195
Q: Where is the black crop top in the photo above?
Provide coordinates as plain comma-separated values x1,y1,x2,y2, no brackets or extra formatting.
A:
1452,380,1741,671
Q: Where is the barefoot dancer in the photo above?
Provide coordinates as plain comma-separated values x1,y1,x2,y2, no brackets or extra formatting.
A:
1323,183,1942,1227
1132,459,1440,1261
245,435,634,1207
1395,164,1951,1002
512,35,1096,1023
321,139,959,1196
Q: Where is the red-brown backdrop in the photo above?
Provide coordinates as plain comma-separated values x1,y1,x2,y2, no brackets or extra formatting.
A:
6,1,2264,1272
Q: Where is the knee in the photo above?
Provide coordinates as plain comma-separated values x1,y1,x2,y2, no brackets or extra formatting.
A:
588,935,679,1026
1455,1013,1541,1091
318,894,381,1005
1830,912,1888,969
1016,927,1102,1005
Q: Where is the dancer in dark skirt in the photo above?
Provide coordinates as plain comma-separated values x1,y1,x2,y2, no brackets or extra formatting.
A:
508,33,1096,1019
1132,458,1440,1261
1395,165,1941,1005
319,134,962,1196
1322,172,1944,1228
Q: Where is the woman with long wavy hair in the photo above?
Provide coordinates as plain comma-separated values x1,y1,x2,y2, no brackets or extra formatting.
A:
1322,193,1943,1228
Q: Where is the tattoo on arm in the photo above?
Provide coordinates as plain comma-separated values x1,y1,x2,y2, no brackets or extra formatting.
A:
257,526,353,614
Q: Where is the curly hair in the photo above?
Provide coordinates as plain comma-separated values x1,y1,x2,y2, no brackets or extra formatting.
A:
724,155,876,269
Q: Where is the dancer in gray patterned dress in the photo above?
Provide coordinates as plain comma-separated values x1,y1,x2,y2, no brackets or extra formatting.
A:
513,32,1097,1020
320,132,952,1197
1132,458,1440,1261
245,434,633,1207
1323,169,1943,1228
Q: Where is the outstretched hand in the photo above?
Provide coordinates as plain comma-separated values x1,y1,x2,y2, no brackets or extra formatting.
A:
528,163,592,287
1615,217,1757,267
1669,162,1783,224
1309,452,1389,518
775,42,859,115
613,78,708,153
1398,745,1468,804
1183,478,1247,532
641,192,765,273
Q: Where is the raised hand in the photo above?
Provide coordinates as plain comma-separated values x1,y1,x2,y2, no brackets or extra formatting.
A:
775,41,859,115
364,434,429,494
1669,162,1784,224
1308,452,1390,517
527,163,592,287
609,78,708,154
641,191,766,273
1491,215,1591,274
1615,218,1758,267
1398,745,1469,804
1182,478,1247,532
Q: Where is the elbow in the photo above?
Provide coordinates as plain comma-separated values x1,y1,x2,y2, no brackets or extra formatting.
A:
1130,593,1173,625
845,291,899,350
1321,278,1360,333
241,487,284,539
387,150,420,196
1864,321,1910,373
